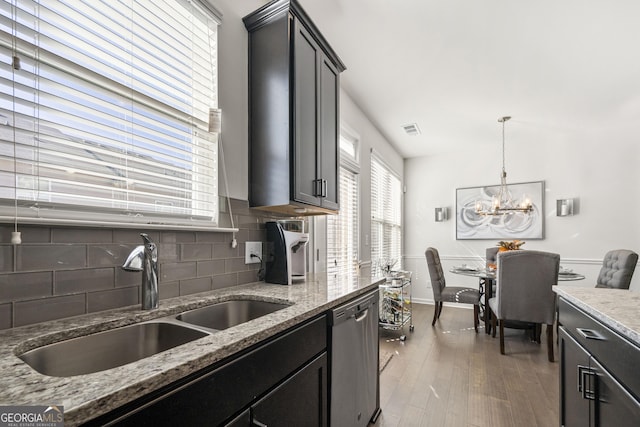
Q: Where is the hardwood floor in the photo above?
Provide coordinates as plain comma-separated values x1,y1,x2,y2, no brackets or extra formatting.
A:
374,303,559,427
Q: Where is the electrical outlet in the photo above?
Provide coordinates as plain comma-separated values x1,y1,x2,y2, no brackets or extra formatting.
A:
245,241,262,264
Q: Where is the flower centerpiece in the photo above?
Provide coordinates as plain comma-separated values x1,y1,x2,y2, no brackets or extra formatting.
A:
497,240,525,252
488,240,525,271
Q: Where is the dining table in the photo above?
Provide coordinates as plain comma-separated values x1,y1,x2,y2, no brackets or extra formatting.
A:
450,265,585,334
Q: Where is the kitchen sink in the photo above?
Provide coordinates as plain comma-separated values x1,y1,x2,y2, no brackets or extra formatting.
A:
176,299,290,331
19,321,208,377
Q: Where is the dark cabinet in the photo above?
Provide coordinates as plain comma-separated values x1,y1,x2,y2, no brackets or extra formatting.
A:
85,315,328,426
559,328,591,426
226,354,327,427
251,353,327,426
558,298,640,427
244,0,345,215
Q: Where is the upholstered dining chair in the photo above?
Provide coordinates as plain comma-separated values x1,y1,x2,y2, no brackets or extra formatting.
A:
484,246,500,295
488,250,560,362
425,247,481,332
486,247,499,268
595,249,638,289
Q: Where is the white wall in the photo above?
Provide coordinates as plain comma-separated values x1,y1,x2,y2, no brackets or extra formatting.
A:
404,125,640,302
212,0,404,268
340,90,404,273
214,0,259,200
213,1,638,298
214,1,403,194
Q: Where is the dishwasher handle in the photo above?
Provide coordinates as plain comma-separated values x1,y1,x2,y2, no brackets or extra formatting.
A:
354,308,369,323
329,289,379,326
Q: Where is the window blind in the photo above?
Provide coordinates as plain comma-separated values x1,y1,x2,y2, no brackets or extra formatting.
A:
327,165,359,277
0,0,220,227
371,153,402,277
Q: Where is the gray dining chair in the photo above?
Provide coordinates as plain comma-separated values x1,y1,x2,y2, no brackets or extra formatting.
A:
486,247,499,268
484,246,500,296
488,250,560,362
595,249,638,289
425,247,480,332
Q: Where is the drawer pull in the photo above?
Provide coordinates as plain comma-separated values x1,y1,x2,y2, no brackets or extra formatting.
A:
576,328,606,341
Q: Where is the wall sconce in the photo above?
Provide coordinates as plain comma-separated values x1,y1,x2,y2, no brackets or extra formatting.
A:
435,207,449,222
556,199,575,216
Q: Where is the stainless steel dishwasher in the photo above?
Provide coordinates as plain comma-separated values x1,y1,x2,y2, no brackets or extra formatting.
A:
330,288,381,426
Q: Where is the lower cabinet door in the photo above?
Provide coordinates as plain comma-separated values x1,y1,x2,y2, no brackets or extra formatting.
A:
251,353,327,427
591,356,640,427
559,327,591,427
225,409,250,427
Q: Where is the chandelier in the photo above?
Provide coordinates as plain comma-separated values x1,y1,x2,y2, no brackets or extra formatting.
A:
475,116,532,216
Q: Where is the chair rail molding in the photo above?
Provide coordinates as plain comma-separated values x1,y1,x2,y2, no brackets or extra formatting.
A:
403,254,606,266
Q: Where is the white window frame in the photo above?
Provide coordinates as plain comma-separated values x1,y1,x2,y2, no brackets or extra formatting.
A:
370,150,403,277
326,125,360,277
0,0,224,230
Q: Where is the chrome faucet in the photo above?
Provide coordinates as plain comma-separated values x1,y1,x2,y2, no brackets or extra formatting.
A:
122,233,159,310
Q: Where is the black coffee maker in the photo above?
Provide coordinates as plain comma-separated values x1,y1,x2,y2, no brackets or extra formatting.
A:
265,221,308,285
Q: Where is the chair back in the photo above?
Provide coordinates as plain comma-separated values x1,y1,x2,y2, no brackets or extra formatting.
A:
596,249,638,289
486,247,499,267
494,250,560,325
425,247,446,300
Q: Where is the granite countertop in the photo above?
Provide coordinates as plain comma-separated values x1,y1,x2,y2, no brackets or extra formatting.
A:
0,274,382,426
554,286,640,346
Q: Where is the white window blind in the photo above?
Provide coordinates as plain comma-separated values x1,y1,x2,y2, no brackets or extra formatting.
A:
371,153,402,277
0,0,220,227
327,165,358,277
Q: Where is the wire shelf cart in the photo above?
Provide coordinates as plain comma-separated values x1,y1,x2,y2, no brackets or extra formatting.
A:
378,270,414,341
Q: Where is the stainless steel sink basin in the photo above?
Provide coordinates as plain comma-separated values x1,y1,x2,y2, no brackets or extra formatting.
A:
176,299,289,331
19,322,207,377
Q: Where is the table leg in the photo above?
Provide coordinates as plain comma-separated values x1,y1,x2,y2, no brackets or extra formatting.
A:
480,277,495,334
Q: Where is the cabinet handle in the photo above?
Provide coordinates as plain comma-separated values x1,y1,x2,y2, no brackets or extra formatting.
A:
322,179,327,197
313,179,323,197
252,418,268,427
578,365,596,400
576,328,606,341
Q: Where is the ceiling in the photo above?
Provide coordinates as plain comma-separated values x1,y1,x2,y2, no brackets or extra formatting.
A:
295,0,640,158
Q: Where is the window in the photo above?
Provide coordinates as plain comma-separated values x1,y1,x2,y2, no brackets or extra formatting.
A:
327,131,359,277
371,152,402,277
0,0,221,228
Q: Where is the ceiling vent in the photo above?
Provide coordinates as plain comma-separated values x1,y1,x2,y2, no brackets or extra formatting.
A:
401,123,421,136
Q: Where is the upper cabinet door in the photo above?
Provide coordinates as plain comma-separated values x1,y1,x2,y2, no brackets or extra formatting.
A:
293,21,321,207
244,0,345,215
319,56,340,210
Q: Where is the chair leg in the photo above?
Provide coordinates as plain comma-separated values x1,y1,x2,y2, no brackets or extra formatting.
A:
546,324,554,362
473,304,479,333
437,301,444,319
491,310,497,338
499,321,505,355
432,301,438,326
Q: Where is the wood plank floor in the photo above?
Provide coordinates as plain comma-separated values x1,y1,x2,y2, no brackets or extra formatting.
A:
374,303,559,427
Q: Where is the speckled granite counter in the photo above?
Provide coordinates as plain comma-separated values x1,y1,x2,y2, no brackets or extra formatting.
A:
554,286,640,347
0,274,382,426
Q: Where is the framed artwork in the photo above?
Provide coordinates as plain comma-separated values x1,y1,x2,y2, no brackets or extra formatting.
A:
456,181,544,240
